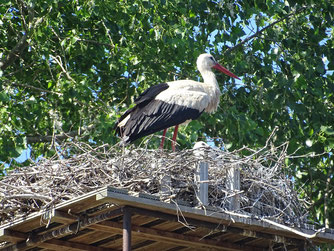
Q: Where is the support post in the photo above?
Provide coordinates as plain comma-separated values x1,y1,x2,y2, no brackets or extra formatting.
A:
226,164,240,211
123,207,132,251
196,162,209,206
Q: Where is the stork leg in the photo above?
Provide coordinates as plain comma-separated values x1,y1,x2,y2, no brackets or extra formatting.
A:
171,125,179,152
160,128,167,149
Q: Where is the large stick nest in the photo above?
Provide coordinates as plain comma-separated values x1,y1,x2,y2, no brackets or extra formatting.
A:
0,137,309,227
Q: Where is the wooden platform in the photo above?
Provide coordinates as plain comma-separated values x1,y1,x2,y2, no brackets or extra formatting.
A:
1,186,333,251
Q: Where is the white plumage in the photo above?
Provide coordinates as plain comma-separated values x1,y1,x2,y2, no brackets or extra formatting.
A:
115,53,240,151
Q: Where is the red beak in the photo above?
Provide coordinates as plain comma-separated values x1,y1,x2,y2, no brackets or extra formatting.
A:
213,63,240,80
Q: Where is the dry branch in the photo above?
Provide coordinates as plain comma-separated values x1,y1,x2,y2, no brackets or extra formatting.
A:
0,139,309,229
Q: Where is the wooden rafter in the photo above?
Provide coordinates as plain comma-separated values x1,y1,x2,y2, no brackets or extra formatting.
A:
1,187,333,251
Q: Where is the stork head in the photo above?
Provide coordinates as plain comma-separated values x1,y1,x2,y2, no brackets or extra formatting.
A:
197,53,240,80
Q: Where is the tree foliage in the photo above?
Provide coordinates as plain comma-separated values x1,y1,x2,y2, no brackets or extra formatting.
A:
0,0,333,229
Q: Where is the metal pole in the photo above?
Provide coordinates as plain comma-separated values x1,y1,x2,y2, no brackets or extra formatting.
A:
123,207,132,251
199,162,209,206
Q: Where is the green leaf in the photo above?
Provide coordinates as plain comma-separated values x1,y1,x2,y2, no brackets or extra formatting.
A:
321,126,334,136
0,91,9,102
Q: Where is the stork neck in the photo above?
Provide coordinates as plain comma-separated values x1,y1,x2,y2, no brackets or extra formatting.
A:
201,70,219,87
200,69,221,113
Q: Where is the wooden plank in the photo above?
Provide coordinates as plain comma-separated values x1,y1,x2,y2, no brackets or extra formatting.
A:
2,216,47,233
129,240,155,250
128,206,308,247
0,229,27,243
67,229,111,244
0,187,108,233
96,189,334,244
183,226,212,239
96,188,254,227
39,238,116,251
152,222,187,232
100,235,141,250
134,241,181,251
134,225,190,251
90,220,255,251
43,209,77,225
130,215,158,226
2,186,333,251
243,238,270,247
54,187,110,213
89,222,122,235
91,233,123,248
90,219,186,250
130,220,189,251
2,207,123,251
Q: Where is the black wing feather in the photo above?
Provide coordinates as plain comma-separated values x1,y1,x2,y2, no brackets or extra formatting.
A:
134,83,169,105
114,83,169,133
120,100,203,144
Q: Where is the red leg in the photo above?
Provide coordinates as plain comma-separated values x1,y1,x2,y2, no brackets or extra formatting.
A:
171,125,179,152
160,128,167,149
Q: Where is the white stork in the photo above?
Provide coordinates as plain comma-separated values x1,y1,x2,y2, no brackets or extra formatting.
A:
115,53,240,151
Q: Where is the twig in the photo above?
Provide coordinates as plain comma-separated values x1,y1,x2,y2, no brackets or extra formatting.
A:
4,194,51,202
0,135,309,230
50,55,75,82
7,81,63,96
77,38,114,49
26,124,95,144
224,6,307,55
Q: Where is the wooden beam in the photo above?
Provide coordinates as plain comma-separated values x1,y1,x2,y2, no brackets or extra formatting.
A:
97,187,334,244
0,229,27,243
43,209,78,224
2,207,123,251
126,206,305,246
39,238,116,251
90,220,253,251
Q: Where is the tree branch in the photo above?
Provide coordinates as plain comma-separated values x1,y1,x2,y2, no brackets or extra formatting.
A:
0,34,28,71
224,6,307,55
50,55,75,82
26,125,95,144
0,0,33,71
77,38,115,49
7,81,63,96
324,167,332,228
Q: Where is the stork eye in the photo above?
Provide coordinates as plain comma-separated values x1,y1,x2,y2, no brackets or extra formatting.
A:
210,56,215,62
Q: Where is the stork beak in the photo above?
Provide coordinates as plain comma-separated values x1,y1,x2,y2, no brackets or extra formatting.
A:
213,63,240,80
